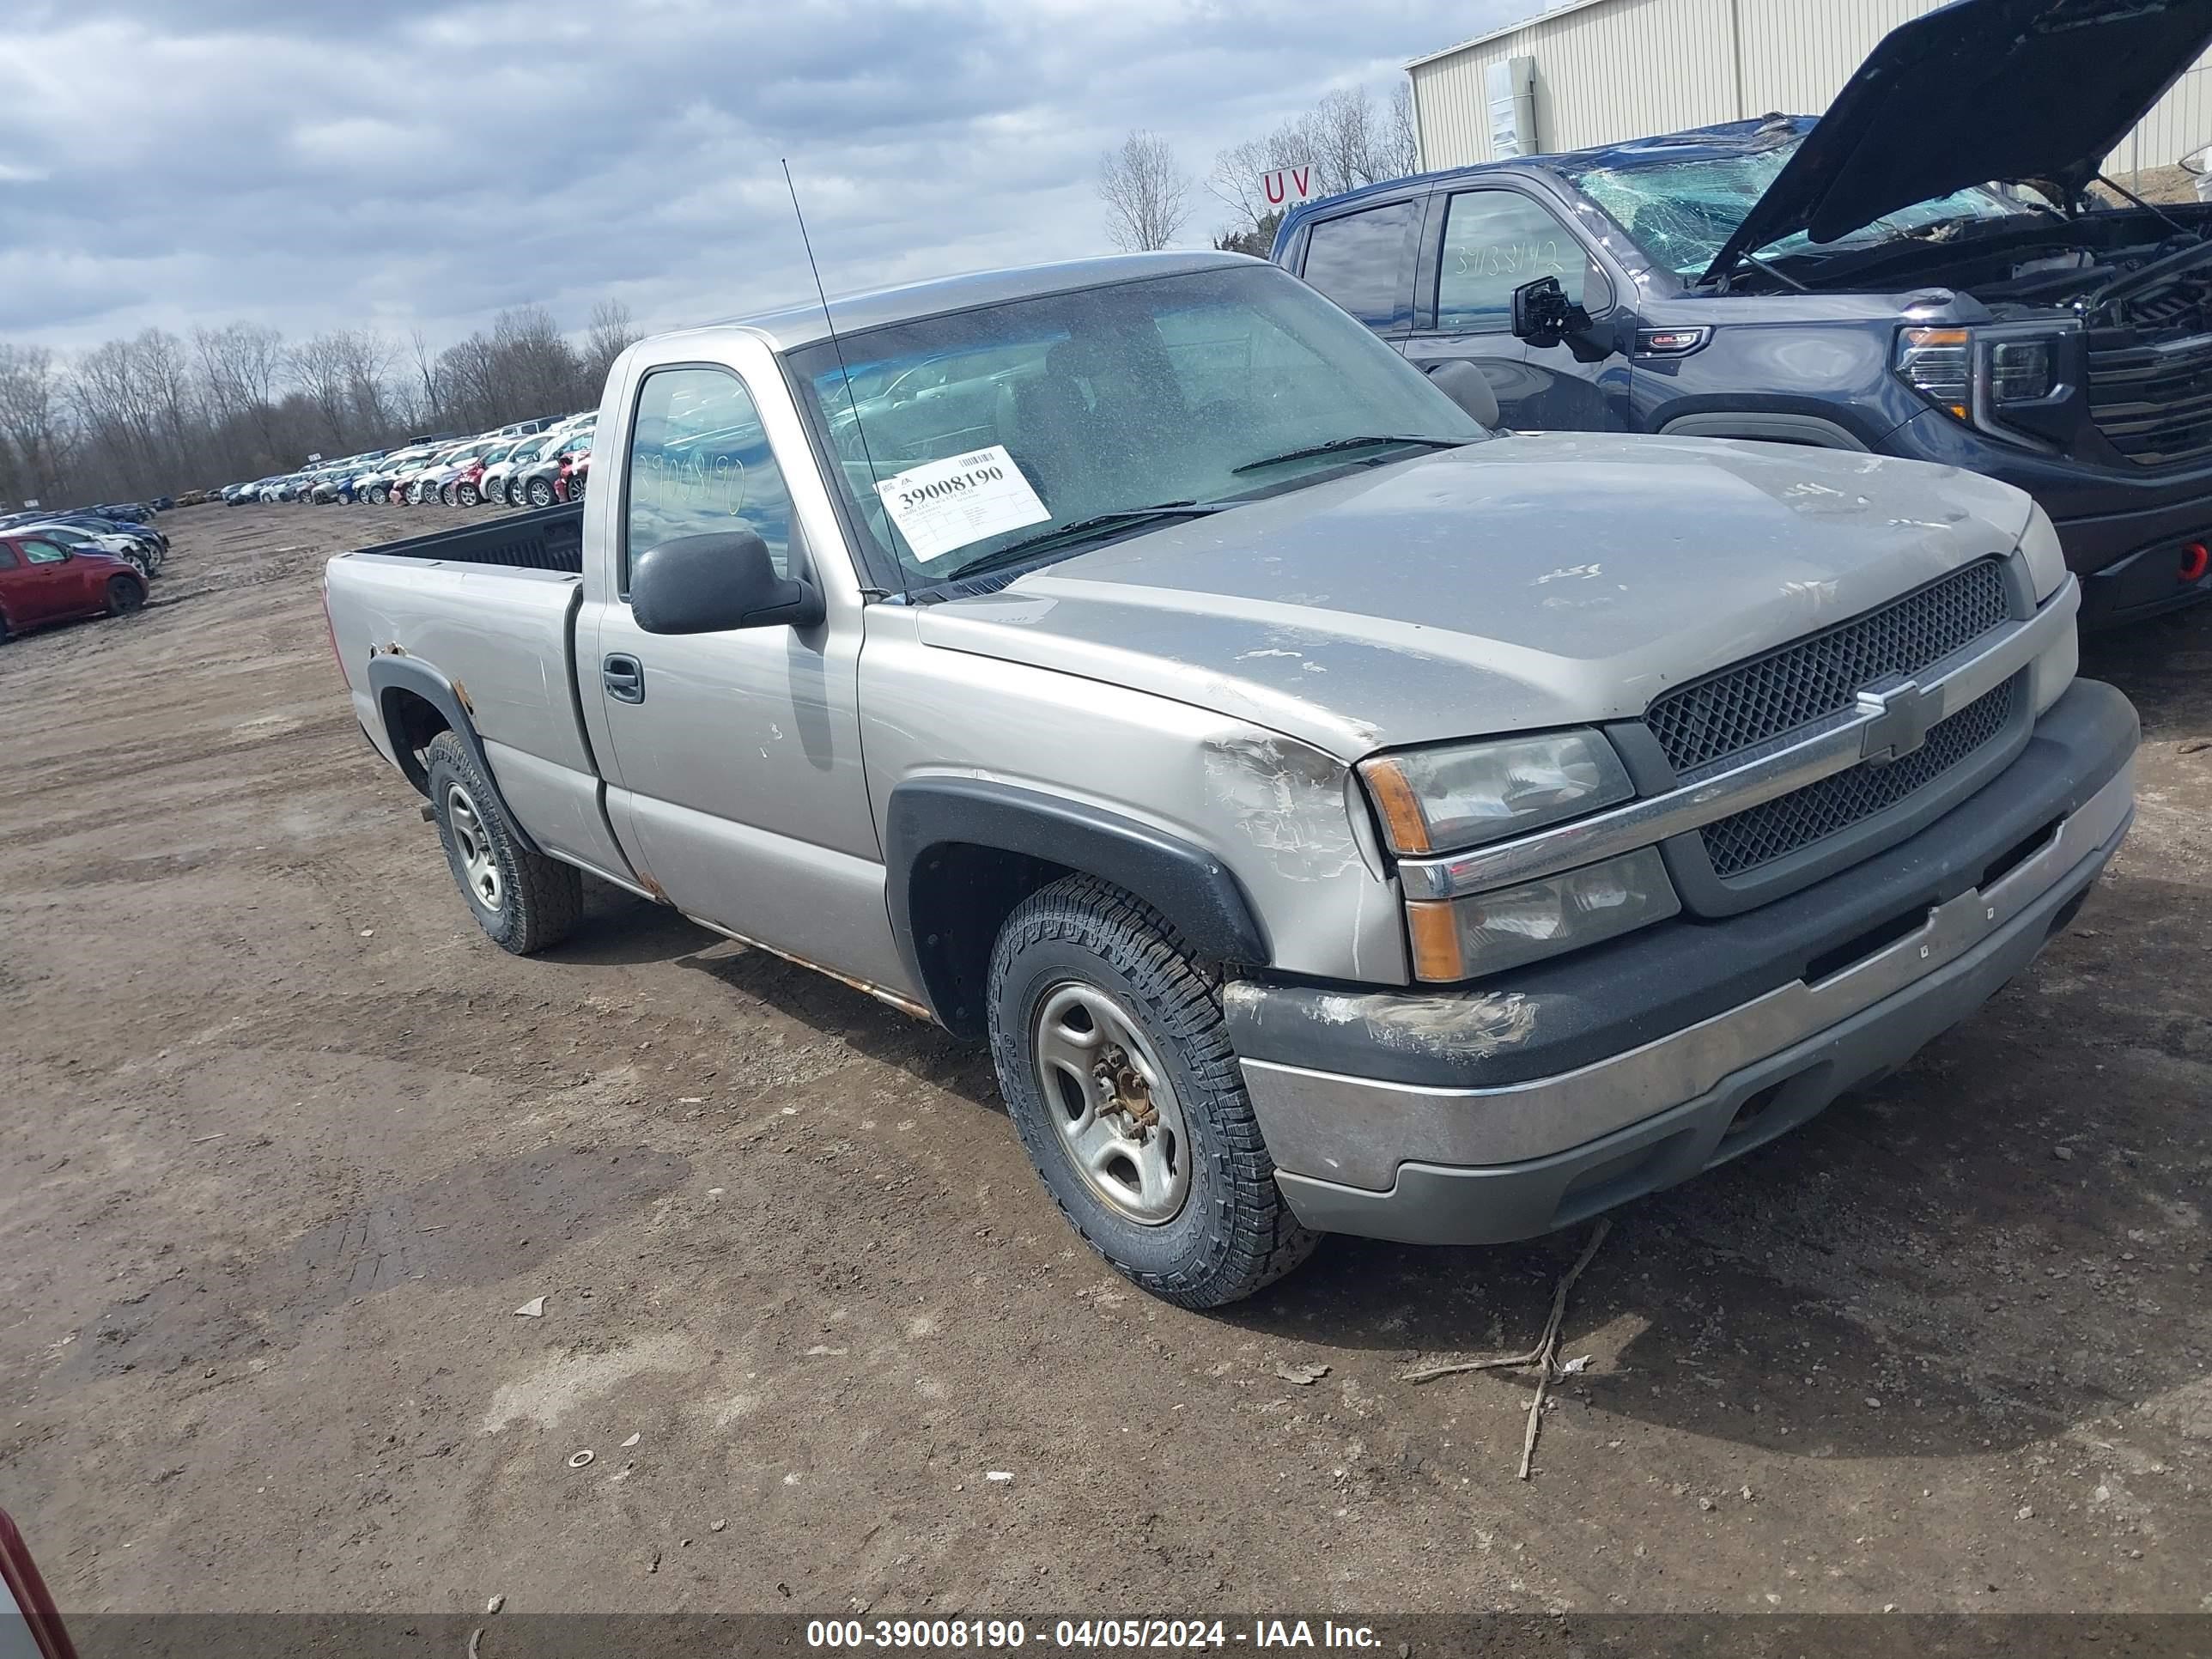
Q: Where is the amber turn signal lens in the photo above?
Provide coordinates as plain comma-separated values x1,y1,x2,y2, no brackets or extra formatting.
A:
1406,901,1466,982
1360,757,1433,855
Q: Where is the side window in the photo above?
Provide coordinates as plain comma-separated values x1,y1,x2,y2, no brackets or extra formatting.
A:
21,540,67,565
1437,191,1613,333
0,545,18,570
623,366,794,592
1298,200,1416,331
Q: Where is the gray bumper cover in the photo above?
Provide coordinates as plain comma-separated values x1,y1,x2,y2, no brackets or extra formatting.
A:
1249,756,2134,1248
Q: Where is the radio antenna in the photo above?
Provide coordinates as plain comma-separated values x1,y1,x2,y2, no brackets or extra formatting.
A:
782,158,897,592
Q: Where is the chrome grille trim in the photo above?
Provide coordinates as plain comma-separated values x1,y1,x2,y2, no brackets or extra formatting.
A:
2087,329,2212,469
1700,678,2019,878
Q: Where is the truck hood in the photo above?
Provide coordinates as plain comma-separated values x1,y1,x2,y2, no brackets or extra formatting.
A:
916,434,2040,760
1703,0,2212,285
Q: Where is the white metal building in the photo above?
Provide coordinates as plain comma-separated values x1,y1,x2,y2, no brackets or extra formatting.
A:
1408,0,2212,182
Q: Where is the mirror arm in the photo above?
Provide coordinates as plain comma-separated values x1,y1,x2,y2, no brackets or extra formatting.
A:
746,577,825,630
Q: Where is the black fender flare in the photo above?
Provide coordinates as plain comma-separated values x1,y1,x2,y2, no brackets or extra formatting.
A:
884,777,1271,1034
364,653,545,857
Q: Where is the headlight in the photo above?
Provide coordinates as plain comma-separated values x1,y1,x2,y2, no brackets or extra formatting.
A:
1895,325,2065,428
1896,326,1972,418
1358,731,1632,855
1405,848,1680,981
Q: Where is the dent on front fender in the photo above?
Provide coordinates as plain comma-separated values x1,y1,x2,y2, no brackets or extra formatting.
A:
860,620,1413,985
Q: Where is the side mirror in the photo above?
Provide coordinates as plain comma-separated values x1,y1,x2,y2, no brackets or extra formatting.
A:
1510,275,1593,349
630,531,823,635
1423,360,1500,428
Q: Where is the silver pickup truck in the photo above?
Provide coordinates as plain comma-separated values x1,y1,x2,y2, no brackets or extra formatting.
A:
325,250,2136,1308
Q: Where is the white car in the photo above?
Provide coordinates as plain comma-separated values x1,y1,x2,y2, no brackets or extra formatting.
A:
481,430,566,507
349,448,433,506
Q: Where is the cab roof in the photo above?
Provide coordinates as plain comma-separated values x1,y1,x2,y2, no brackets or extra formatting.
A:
676,250,1261,354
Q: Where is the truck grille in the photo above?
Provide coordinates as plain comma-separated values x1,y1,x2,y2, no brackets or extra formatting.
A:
1644,560,2012,775
1698,680,2018,878
2086,329,2212,467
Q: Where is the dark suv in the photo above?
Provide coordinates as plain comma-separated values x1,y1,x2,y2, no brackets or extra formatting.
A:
1273,0,2212,626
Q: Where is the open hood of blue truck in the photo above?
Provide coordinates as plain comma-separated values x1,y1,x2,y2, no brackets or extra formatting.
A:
1703,0,2212,285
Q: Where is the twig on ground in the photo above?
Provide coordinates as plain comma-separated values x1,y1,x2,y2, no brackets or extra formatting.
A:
1398,1219,1612,1480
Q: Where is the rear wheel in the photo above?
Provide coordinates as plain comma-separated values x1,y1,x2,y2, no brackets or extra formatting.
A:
105,574,146,616
987,874,1318,1309
423,731,581,954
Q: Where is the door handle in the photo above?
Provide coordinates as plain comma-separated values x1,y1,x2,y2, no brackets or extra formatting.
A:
602,653,645,704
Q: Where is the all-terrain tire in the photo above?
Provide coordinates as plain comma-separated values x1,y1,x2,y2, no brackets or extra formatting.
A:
423,731,582,954
987,873,1319,1309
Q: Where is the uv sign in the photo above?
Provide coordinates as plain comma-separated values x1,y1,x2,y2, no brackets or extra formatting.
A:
1261,166,1317,209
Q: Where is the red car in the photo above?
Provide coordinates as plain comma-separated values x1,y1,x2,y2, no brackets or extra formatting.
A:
0,532,148,641
1,1507,77,1659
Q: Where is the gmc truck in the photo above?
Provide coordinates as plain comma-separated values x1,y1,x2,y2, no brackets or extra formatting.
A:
325,250,2135,1308
1274,0,2212,626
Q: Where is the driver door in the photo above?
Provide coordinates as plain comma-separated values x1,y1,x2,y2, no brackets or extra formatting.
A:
579,360,905,992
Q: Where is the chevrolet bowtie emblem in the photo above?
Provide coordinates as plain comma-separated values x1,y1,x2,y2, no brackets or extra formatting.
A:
1857,681,1941,765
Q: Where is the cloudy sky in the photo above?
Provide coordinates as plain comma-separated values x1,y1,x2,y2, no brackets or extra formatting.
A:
0,0,1521,355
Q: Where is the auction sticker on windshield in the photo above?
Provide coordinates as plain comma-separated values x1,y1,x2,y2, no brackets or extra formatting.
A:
876,445,1050,562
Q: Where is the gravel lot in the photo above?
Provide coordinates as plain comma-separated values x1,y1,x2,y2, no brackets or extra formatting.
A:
3,502,2209,1618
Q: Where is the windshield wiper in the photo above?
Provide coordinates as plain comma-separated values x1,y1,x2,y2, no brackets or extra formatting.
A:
938,501,1230,581
1230,434,1464,475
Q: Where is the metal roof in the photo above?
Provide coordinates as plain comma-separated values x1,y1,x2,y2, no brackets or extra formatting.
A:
680,250,1260,354
1406,0,1622,70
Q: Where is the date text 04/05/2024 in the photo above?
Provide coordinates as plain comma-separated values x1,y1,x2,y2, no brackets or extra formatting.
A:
805,1618,1384,1650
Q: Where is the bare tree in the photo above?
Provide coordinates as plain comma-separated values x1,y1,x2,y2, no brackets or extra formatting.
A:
0,343,66,504
338,330,399,435
1385,80,1419,179
408,328,443,431
1207,82,1419,252
194,322,289,468
1098,130,1192,252
582,298,643,391
292,332,356,449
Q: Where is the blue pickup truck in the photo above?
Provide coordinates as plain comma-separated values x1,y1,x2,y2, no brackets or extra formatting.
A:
1273,0,2212,626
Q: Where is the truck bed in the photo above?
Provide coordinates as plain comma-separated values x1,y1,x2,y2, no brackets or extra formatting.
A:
326,504,635,883
350,503,584,573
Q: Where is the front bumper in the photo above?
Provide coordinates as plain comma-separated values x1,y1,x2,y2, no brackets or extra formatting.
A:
1231,682,2136,1248
1881,410,2212,625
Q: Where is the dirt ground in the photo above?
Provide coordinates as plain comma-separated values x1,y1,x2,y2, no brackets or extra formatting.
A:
2,501,2209,1621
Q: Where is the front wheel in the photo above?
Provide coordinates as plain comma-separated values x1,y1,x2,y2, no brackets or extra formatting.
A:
457,481,479,507
526,477,555,508
503,480,522,507
987,874,1318,1309
423,731,581,954
106,574,147,616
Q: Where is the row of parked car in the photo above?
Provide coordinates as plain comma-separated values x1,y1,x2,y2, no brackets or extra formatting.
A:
217,412,597,513
0,507,168,580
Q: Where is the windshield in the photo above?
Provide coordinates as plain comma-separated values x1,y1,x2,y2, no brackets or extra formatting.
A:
1566,134,2033,277
789,264,1483,586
